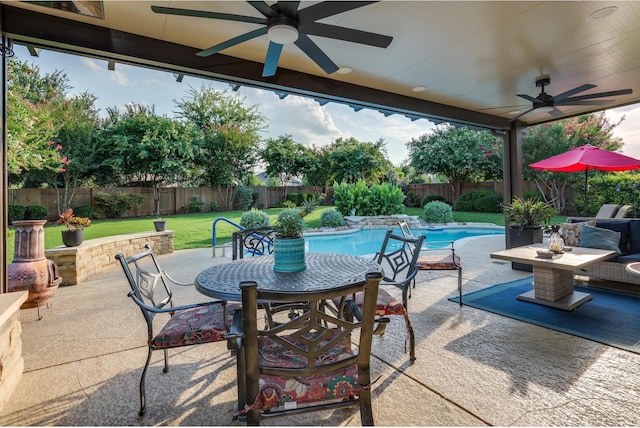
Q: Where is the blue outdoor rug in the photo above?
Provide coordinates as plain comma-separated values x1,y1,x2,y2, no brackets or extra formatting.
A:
450,277,640,354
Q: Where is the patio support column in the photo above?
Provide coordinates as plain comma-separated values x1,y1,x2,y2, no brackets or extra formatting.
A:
500,121,525,249
0,30,10,294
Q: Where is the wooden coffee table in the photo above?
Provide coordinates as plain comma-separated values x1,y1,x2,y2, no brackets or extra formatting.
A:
490,244,615,310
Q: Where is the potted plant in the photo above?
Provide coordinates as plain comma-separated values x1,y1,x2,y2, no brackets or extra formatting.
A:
57,208,92,247
154,217,167,232
273,208,306,272
502,197,557,271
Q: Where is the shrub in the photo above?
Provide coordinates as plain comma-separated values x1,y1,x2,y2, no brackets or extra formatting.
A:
94,192,144,218
282,200,297,208
188,196,205,213
334,180,405,216
453,190,497,212
274,208,305,238
320,209,344,228
240,209,271,228
24,204,48,220
73,204,93,218
404,191,422,208
8,204,25,224
210,201,219,211
474,193,503,213
421,194,446,206
423,201,454,223
234,187,255,211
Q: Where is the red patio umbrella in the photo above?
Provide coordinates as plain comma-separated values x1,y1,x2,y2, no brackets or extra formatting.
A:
528,144,640,215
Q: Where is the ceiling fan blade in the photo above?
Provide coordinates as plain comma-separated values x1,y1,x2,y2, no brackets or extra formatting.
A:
549,107,564,118
478,104,528,111
276,1,301,18
561,88,633,101
555,99,612,106
151,5,266,25
553,84,596,102
294,33,339,74
247,1,279,19
509,108,535,122
301,22,392,48
197,27,268,57
297,1,378,23
262,42,284,77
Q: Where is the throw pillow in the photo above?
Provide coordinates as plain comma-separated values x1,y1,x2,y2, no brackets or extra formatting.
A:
560,220,596,246
579,224,622,254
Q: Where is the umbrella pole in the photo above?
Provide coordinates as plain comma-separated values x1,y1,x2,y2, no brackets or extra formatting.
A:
583,167,588,215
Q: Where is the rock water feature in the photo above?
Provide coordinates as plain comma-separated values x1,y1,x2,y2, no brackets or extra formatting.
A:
7,220,62,317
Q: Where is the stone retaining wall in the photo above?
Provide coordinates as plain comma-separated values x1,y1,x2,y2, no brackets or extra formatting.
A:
0,291,28,412
45,231,174,286
343,215,422,230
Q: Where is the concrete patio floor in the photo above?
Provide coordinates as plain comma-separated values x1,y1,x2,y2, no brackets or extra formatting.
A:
1,234,639,426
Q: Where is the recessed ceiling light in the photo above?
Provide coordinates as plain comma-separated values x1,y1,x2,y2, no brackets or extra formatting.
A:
589,6,617,20
336,67,352,75
411,86,426,93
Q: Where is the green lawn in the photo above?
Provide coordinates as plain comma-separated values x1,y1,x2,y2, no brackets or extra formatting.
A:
6,206,567,262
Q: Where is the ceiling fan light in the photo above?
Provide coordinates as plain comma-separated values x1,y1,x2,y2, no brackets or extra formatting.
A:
589,6,617,20
268,24,299,44
336,67,353,75
412,86,427,93
536,106,554,113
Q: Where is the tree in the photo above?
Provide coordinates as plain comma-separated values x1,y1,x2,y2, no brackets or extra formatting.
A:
407,125,501,200
304,144,333,191
97,104,198,216
261,134,313,187
174,85,264,208
522,112,625,213
325,137,392,184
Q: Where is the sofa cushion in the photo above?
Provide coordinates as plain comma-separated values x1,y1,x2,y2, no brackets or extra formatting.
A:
595,221,631,254
616,253,640,264
560,220,595,246
629,221,640,253
579,224,622,255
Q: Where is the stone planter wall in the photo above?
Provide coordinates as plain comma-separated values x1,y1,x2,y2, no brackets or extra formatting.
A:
45,231,174,286
0,291,28,412
343,215,422,230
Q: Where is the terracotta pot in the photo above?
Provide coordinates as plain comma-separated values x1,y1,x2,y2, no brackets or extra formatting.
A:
7,220,62,309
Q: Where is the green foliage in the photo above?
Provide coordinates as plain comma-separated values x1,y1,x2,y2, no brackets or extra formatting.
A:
261,134,313,186
282,200,297,208
240,209,271,228
234,187,256,210
8,204,26,224
285,192,317,206
24,204,48,220
325,137,393,185
299,199,318,218
209,201,219,211
274,208,306,238
404,191,422,208
94,192,144,219
320,209,344,228
333,180,405,216
453,190,502,213
502,197,557,227
188,196,205,213
407,125,502,198
73,204,93,218
423,201,454,223
421,194,446,206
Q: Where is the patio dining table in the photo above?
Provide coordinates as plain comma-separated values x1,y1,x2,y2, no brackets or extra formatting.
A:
194,252,382,301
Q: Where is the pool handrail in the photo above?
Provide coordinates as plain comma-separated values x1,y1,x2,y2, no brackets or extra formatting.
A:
212,217,244,247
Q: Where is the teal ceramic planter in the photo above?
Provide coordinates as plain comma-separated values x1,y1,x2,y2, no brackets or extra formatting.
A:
273,237,306,272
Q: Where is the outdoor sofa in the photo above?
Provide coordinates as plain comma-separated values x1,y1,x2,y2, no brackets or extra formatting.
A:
565,217,640,286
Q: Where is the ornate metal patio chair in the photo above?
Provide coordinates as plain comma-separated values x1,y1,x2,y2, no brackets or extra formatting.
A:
115,244,239,416
228,271,382,425
332,229,425,362
231,226,276,260
399,220,463,306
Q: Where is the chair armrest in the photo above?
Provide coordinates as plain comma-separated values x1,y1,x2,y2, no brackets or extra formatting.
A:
383,268,419,288
344,299,363,321
161,270,193,287
127,290,226,313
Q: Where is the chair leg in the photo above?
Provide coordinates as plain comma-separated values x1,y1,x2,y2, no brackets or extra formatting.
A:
458,267,463,306
162,348,169,373
359,389,374,426
139,347,153,416
402,312,416,362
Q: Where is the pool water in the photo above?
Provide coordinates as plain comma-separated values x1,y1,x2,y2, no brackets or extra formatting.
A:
305,227,504,256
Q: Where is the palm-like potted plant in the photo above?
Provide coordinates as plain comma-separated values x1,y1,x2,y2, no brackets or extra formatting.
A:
273,208,306,272
58,208,92,247
502,197,557,271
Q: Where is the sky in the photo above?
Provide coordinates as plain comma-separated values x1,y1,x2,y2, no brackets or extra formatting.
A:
13,45,640,165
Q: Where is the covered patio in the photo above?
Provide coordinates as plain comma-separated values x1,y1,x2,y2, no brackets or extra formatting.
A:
1,234,638,426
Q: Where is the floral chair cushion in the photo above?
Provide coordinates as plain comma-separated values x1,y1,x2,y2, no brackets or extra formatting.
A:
151,303,240,349
333,288,406,316
417,254,461,270
243,331,362,413
560,220,596,247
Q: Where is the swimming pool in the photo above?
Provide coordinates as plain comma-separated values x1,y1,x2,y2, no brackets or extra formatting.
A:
305,227,504,256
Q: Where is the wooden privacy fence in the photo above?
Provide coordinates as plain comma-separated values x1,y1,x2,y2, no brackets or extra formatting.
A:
9,181,569,220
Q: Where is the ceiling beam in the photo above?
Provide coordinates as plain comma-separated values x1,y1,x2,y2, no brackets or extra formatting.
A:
0,4,511,130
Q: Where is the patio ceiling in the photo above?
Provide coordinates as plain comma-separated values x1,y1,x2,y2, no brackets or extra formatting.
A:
2,1,639,131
